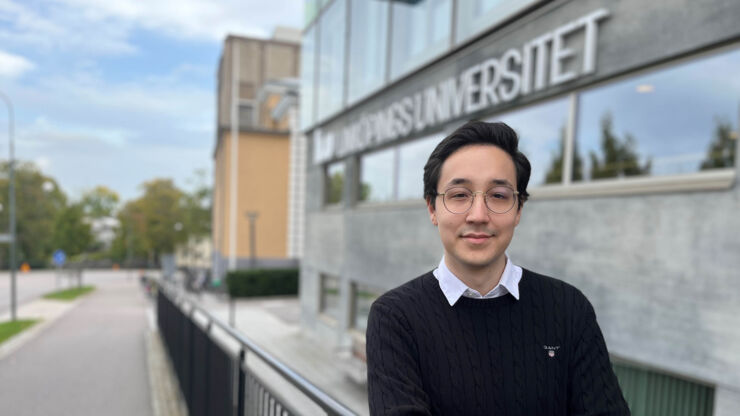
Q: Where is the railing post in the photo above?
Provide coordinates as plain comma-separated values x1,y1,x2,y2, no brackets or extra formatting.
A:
204,319,212,415
235,349,246,416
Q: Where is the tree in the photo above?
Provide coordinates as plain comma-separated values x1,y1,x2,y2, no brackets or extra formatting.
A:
180,169,211,237
589,113,651,180
0,161,67,268
81,185,120,218
544,126,584,184
327,171,343,203
51,203,93,257
700,119,736,170
110,179,187,266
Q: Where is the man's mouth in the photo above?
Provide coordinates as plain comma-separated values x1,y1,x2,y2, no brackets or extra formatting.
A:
461,232,493,244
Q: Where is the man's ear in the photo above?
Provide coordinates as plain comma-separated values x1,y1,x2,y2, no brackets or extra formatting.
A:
426,198,438,226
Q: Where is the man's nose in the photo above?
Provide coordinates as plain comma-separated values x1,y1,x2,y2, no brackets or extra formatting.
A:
466,193,489,222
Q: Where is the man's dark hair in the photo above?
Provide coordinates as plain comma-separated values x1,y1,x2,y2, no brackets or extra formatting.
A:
423,120,531,210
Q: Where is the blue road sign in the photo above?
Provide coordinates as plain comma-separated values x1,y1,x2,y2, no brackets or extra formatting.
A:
53,249,66,266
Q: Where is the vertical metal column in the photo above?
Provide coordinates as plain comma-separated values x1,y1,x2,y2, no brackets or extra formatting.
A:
0,91,16,321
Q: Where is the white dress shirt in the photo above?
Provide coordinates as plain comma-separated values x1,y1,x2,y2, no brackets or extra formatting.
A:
433,255,522,306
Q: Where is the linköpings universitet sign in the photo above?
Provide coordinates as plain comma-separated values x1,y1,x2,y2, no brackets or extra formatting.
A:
314,8,610,165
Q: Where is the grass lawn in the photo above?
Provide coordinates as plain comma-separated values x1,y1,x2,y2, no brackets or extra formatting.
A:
0,319,39,345
43,285,95,301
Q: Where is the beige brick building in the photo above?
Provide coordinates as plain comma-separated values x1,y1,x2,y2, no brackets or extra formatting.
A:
212,28,302,280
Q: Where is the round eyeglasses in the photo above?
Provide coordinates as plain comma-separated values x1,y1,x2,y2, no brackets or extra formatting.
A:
437,186,519,214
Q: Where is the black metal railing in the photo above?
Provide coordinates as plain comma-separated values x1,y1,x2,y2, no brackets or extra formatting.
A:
156,283,356,416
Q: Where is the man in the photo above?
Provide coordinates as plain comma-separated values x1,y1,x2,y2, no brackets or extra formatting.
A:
366,121,629,415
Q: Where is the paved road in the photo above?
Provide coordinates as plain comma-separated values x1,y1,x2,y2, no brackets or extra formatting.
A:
0,272,153,416
0,269,136,315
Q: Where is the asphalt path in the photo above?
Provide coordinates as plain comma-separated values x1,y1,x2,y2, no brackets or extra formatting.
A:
0,269,135,315
0,271,153,416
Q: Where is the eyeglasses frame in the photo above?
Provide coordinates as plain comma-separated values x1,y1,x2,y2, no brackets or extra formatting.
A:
436,186,520,215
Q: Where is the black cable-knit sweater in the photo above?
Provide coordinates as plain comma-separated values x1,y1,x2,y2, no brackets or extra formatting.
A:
366,269,630,415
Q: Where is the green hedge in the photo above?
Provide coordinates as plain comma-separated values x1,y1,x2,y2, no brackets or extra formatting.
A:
226,268,299,298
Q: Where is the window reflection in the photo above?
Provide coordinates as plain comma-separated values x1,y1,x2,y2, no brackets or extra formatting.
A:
455,0,539,45
488,97,570,186
577,47,740,181
390,0,451,80
398,135,440,200
326,162,345,205
304,0,320,26
317,0,346,121
320,274,340,322
300,26,316,129
360,148,395,202
347,0,389,104
352,283,380,332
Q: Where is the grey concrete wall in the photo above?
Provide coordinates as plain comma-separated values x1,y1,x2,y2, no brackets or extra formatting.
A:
301,177,740,397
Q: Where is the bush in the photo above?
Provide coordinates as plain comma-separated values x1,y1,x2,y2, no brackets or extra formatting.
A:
226,268,299,298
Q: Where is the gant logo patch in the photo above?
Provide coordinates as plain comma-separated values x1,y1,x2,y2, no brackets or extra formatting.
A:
543,345,560,358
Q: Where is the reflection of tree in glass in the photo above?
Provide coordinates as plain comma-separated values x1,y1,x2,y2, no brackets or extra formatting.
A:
700,119,736,170
589,113,651,180
327,171,344,203
544,126,584,183
359,182,372,201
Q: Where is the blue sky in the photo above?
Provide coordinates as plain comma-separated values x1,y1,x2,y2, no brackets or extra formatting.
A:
0,0,303,202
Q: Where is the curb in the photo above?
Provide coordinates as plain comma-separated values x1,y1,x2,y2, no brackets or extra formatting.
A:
0,298,83,361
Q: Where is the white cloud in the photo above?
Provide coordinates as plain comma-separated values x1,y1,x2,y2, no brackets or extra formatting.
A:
0,0,137,55
54,0,303,41
34,155,51,170
0,49,35,78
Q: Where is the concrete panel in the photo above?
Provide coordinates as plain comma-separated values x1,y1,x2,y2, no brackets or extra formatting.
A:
714,386,740,416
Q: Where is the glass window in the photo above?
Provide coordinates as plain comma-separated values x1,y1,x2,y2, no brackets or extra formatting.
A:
360,148,396,203
488,97,570,186
455,0,539,45
347,0,389,104
352,283,381,332
316,0,347,121
320,274,340,322
304,0,320,26
300,25,316,130
325,161,345,204
238,103,254,127
398,135,440,200
576,47,740,181
390,0,451,80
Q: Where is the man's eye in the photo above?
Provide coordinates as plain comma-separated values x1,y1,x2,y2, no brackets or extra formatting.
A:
487,188,512,199
450,193,470,199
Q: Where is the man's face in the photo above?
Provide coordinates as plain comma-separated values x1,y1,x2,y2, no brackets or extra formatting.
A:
427,144,522,277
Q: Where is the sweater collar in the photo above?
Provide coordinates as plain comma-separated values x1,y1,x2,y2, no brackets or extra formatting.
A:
433,255,522,306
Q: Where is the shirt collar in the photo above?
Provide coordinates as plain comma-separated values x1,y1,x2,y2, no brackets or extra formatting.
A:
433,255,522,306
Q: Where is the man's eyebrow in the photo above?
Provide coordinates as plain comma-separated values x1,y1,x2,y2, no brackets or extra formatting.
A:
444,178,514,187
445,178,472,186
491,179,514,187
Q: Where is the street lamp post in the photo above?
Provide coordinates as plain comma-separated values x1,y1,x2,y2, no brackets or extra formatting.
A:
0,90,17,321
246,211,259,269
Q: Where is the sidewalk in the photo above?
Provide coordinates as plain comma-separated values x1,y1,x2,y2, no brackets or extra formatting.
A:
0,276,154,416
194,292,370,416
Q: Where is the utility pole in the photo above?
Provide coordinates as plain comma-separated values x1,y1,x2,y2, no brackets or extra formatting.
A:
0,90,16,321
246,211,259,269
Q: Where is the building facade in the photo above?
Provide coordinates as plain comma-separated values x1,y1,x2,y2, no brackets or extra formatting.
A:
299,0,740,414
212,30,302,280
